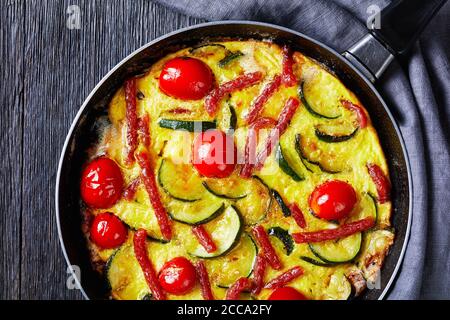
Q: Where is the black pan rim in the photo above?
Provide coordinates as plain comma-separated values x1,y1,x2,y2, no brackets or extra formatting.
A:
55,20,413,301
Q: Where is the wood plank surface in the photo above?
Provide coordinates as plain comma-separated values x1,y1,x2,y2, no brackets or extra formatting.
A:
0,0,203,299
0,0,24,300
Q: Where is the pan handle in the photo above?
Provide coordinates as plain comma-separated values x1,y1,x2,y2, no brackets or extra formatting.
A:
343,0,447,82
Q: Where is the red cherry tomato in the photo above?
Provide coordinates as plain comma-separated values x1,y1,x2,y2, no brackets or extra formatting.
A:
159,57,214,100
268,287,308,300
81,157,124,208
309,180,357,221
192,130,236,178
158,257,197,295
90,212,128,249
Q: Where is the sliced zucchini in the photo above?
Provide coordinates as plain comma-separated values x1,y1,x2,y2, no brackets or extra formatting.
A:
158,158,205,202
203,182,247,200
219,51,244,68
210,234,257,288
202,172,248,200
271,189,291,217
349,193,377,223
275,143,304,181
166,195,225,225
293,134,319,174
300,256,333,267
298,81,340,119
158,119,216,132
368,193,378,222
268,227,294,255
315,125,358,143
235,176,272,225
323,271,353,300
186,205,243,258
309,232,362,264
294,134,341,174
106,245,151,300
111,201,166,242
217,103,237,133
308,208,339,225
189,43,230,55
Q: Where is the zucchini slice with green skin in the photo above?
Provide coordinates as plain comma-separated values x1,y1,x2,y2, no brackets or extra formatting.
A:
309,232,362,264
235,176,272,226
275,143,304,181
315,126,358,143
186,205,243,258
201,175,271,225
202,173,248,200
348,193,378,223
268,227,294,255
158,119,216,132
325,271,353,300
308,208,339,225
271,189,291,217
294,134,341,174
300,256,333,267
189,43,230,55
166,196,225,225
109,201,167,242
219,51,244,67
211,233,258,288
368,193,378,222
202,181,247,200
298,81,341,119
158,159,205,202
219,104,237,133
106,245,151,300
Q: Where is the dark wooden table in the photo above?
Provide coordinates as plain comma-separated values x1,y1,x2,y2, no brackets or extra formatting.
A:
0,0,203,300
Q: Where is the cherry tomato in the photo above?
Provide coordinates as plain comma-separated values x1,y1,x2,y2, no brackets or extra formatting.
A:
159,57,214,100
90,212,128,249
192,130,236,178
309,180,357,221
80,157,123,209
158,257,197,295
268,287,308,300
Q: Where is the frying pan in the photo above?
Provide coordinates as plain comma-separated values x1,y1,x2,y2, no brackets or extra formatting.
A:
56,0,446,300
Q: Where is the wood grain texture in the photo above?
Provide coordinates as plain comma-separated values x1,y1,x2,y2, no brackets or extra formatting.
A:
0,0,24,300
0,0,203,299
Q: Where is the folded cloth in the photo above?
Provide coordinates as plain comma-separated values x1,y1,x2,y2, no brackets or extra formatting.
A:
154,0,450,299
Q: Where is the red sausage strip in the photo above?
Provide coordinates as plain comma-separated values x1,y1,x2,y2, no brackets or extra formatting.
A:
341,99,368,129
205,71,264,116
251,253,267,295
281,45,297,86
124,78,139,164
264,266,304,289
192,225,217,253
226,277,254,300
136,151,172,240
292,217,375,244
367,163,391,203
138,113,151,148
166,107,192,114
122,177,141,201
241,117,277,176
133,229,166,300
194,261,215,300
245,75,282,124
252,225,282,270
290,203,307,229
241,97,300,177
